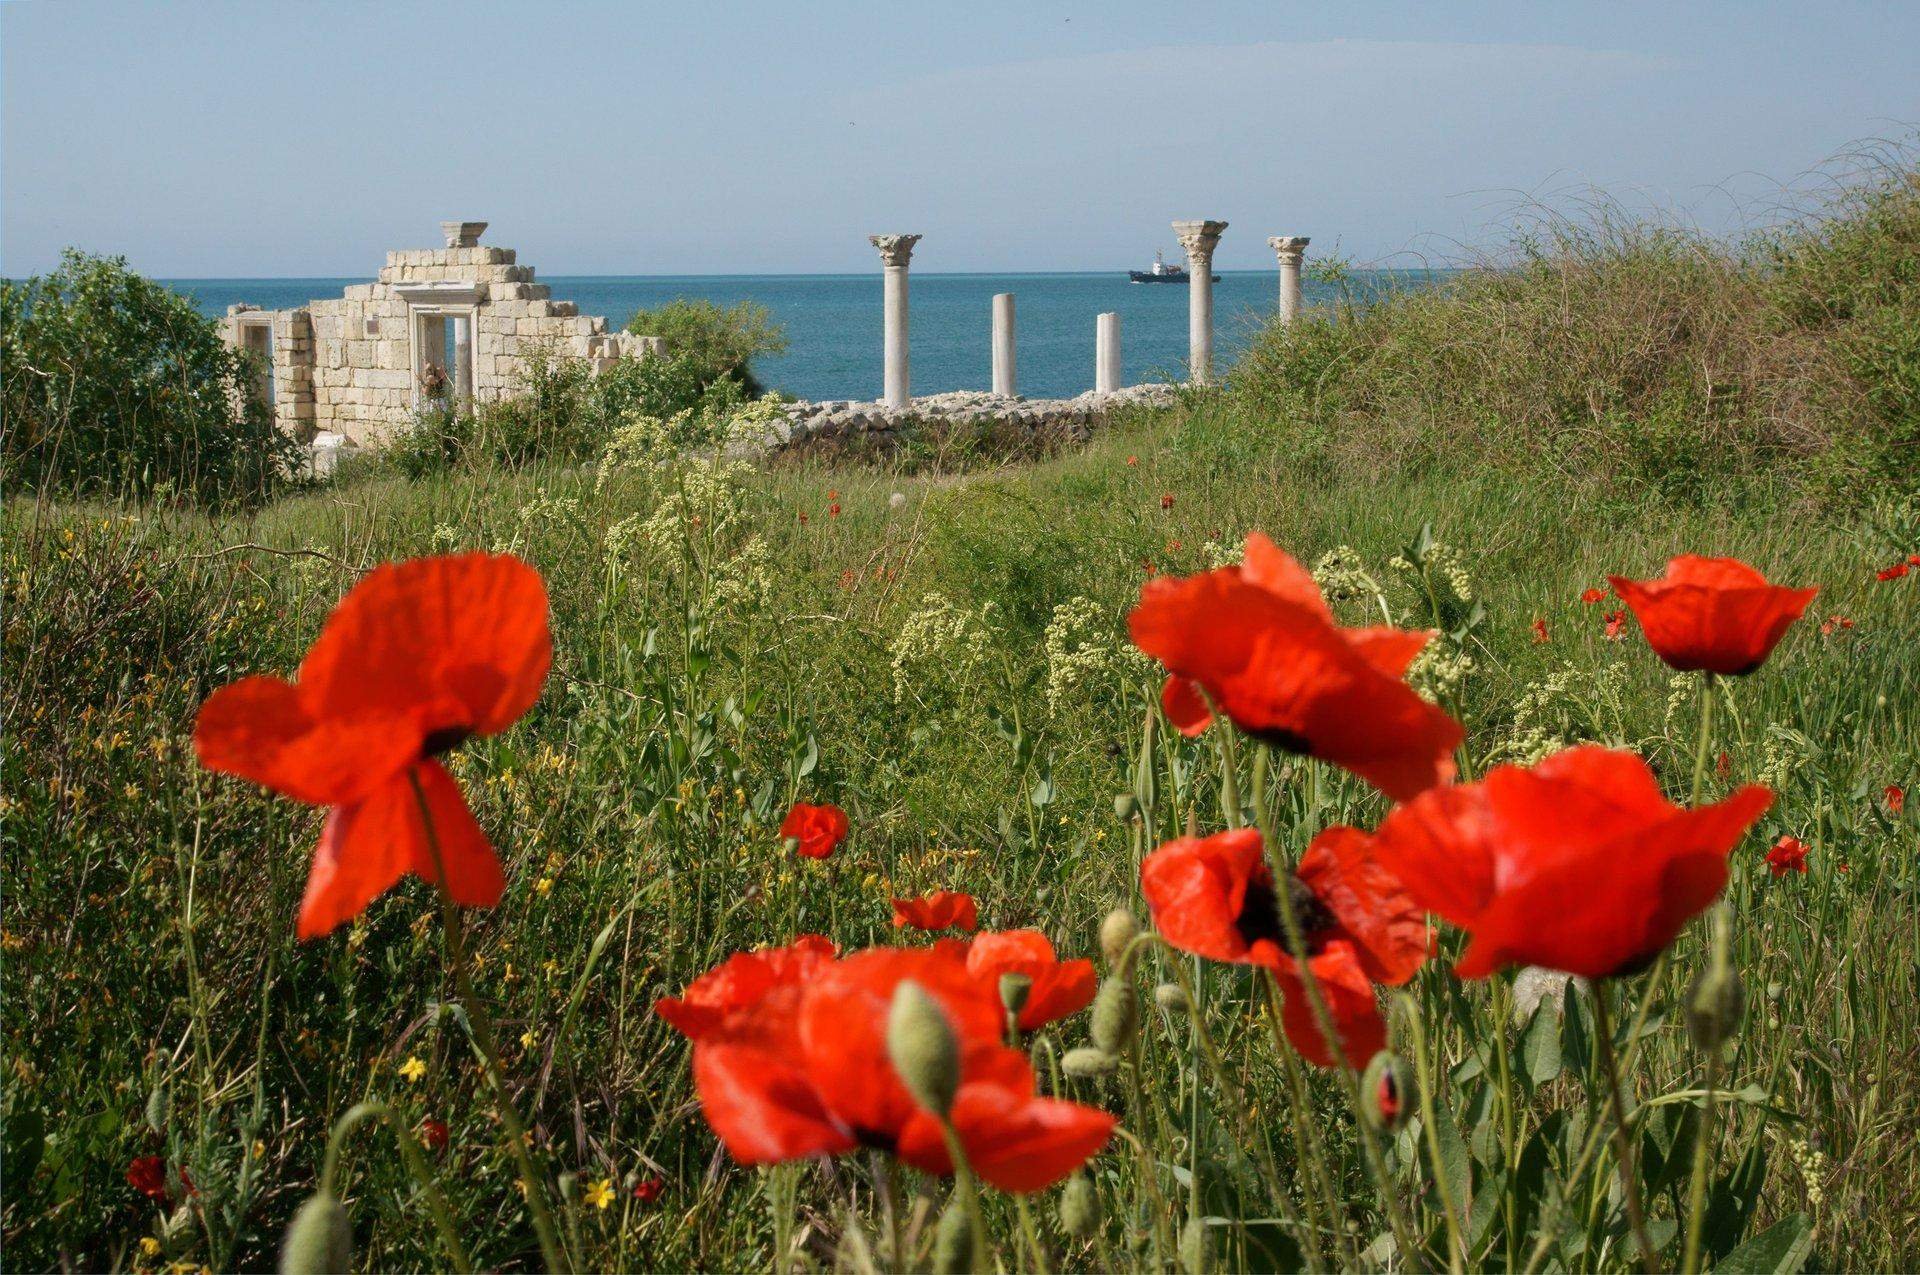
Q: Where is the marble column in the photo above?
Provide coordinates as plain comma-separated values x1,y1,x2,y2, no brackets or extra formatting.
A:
1269,236,1311,325
870,234,921,408
992,293,1016,397
1172,220,1227,383
1096,312,1122,393
451,313,473,400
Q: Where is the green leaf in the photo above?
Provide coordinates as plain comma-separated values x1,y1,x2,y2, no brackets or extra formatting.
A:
1523,1002,1563,1087
1562,981,1593,1075
1704,1141,1770,1261
1712,1212,1814,1274
1429,1094,1473,1243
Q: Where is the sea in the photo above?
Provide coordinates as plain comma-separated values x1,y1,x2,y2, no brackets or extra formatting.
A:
166,271,1442,403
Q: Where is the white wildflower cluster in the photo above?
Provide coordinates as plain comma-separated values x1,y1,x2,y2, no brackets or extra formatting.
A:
888,591,999,706
1406,639,1475,705
495,488,582,554
1201,539,1243,569
430,523,460,550
1662,673,1698,733
709,534,775,614
1042,595,1152,712
1312,545,1381,604
1788,1138,1828,1209
638,458,757,551
602,513,645,568
1757,727,1818,793
597,398,791,492
1486,662,1628,766
1390,539,1474,605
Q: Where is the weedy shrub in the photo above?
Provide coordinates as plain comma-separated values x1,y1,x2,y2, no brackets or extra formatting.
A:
624,298,787,397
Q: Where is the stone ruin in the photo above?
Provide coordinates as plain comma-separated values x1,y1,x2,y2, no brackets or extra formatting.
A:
221,221,663,466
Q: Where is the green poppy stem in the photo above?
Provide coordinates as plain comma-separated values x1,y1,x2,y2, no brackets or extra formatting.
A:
1591,990,1658,1273
409,770,571,1274
319,1100,472,1274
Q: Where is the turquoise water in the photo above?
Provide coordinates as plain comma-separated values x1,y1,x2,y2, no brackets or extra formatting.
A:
167,271,1440,402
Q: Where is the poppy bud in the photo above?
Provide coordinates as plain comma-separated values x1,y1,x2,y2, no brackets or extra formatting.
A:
145,1083,169,1134
887,981,960,1119
1058,1171,1098,1238
1153,983,1189,1014
1062,1047,1118,1079
1099,908,1138,967
932,1197,974,1275
1685,964,1745,1052
1113,793,1140,823
1090,978,1137,1054
1360,1051,1415,1133
1180,1215,1207,1272
999,972,1033,1018
280,1190,352,1275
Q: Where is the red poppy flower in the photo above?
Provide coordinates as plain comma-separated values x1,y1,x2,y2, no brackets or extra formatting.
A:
127,1156,168,1201
419,1118,451,1153
1126,455,1139,467
1910,554,1920,566
1581,587,1609,605
798,511,809,525
891,891,980,933
689,944,1112,1193
1604,609,1629,640
194,553,551,939
1820,615,1855,636
655,935,838,1041
830,502,842,518
1887,784,1907,816
1129,533,1464,800
1161,493,1175,511
1139,826,1426,1066
1716,751,1732,779
1370,746,1772,979
1877,563,1909,581
1531,617,1550,644
1607,556,1816,675
1374,1068,1403,1126
1765,835,1808,877
964,929,1097,1032
633,1176,666,1203
781,803,849,859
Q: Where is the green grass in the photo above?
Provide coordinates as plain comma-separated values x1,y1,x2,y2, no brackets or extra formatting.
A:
4,388,1917,1271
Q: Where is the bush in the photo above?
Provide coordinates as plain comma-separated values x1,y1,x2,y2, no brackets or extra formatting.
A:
0,250,298,505
625,298,787,396
1226,149,1920,506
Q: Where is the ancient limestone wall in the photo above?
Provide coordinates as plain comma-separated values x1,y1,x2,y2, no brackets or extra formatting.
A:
222,222,662,448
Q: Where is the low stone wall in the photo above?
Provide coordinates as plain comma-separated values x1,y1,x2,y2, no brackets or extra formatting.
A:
772,384,1179,454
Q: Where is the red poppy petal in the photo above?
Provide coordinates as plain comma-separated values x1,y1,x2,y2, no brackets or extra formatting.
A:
1343,627,1432,679
194,676,418,806
299,553,551,737
693,1041,853,1165
1297,826,1429,986
405,760,505,909
953,1092,1118,1193
1020,960,1098,1031
1160,675,1213,736
1140,830,1275,967
1277,941,1383,1069
1239,533,1334,622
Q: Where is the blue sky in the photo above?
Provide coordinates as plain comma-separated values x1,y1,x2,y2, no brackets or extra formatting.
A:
4,1,1916,277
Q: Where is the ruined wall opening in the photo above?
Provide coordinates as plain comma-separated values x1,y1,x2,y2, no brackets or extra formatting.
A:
411,308,474,407
239,320,274,409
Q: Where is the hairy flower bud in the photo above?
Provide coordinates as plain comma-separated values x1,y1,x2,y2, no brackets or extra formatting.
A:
1113,792,1141,823
145,1083,169,1134
999,972,1033,1018
1153,982,1190,1014
1058,1171,1099,1239
1090,977,1138,1054
280,1190,352,1275
1361,1050,1416,1133
933,1197,974,1275
1062,1047,1118,1079
1686,964,1745,1052
1099,908,1138,967
888,981,960,1118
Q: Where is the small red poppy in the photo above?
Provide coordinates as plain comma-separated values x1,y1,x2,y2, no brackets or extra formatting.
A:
1139,826,1426,1066
689,944,1113,1192
1820,615,1855,636
830,502,842,518
781,803,849,859
798,511,809,525
1608,556,1816,675
127,1156,168,1201
1129,533,1463,800
1716,751,1732,779
1370,745,1771,979
1581,587,1609,605
1126,455,1139,467
1877,563,1909,581
1531,617,1550,644
1374,1069,1402,1125
194,554,551,939
1765,836,1808,877
633,1176,666,1203
964,930,1098,1032
1604,608,1628,640
419,1118,451,1153
891,891,980,933
1910,553,1920,566
1161,493,1175,511
1887,784,1907,816
656,935,838,1041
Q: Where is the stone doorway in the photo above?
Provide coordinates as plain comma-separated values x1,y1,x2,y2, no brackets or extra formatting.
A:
238,318,274,410
411,306,475,407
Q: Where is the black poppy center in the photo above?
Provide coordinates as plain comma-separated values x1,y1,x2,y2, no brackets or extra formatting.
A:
1237,873,1335,957
851,1125,898,1154
421,726,473,757
1248,726,1314,756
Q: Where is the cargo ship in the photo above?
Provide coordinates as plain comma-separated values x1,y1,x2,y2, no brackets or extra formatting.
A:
1129,249,1217,283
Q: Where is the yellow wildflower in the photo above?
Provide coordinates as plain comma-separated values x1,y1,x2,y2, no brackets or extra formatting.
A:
534,877,554,897
398,1056,427,1083
583,1177,615,1210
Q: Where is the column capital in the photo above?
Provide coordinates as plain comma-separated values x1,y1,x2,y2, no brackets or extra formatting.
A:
869,233,922,267
1268,235,1311,262
1172,219,1228,263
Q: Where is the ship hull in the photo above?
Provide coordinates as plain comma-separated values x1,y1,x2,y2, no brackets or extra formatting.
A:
1128,271,1219,283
